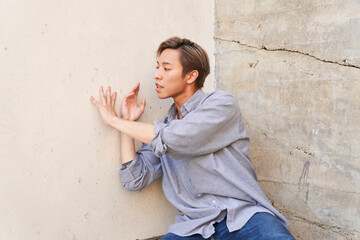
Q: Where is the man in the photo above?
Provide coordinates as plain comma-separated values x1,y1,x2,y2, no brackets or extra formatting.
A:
90,37,295,240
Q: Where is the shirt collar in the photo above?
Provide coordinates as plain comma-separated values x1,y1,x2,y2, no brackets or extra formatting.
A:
165,89,205,122
181,89,205,118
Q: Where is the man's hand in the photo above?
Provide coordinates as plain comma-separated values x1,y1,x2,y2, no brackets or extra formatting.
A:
91,83,154,144
121,82,146,121
90,86,118,126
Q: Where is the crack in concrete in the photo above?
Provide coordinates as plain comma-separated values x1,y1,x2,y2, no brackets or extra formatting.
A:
215,37,360,70
298,160,311,203
258,179,359,195
293,145,315,157
279,207,360,238
292,217,358,236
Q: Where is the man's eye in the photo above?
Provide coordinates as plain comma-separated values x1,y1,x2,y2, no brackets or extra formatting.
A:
164,68,170,71
155,66,159,69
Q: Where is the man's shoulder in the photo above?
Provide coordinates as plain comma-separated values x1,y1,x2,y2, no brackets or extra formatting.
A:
202,90,238,106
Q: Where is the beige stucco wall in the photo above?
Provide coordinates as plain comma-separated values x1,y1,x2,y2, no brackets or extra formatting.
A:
0,1,214,239
215,1,359,239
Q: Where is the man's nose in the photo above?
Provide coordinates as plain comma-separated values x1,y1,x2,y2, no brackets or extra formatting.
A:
154,69,161,80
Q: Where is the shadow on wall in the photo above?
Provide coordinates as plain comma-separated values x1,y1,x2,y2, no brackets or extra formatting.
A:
139,236,164,240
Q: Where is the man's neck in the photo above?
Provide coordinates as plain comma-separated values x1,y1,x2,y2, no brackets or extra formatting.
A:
173,87,198,120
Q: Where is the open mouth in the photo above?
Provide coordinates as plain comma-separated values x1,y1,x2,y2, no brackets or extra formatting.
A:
155,83,163,91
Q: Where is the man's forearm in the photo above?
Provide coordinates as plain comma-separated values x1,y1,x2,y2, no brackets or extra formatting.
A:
111,117,155,144
120,132,136,164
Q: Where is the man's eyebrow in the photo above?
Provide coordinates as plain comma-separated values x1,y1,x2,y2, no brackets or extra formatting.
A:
157,61,172,65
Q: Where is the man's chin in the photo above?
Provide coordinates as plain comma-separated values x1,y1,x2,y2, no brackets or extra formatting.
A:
156,93,170,99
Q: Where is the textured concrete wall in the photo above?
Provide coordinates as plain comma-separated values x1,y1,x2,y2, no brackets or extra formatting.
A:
215,1,359,239
0,1,214,239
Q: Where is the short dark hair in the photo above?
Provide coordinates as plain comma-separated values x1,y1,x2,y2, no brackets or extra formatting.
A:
157,37,210,89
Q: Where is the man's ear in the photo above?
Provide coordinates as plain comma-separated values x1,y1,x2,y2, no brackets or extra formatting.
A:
186,70,199,84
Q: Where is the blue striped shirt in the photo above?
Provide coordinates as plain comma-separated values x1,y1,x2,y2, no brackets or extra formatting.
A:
119,89,289,238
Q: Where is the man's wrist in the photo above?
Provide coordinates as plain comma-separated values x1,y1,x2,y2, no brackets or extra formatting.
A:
109,116,120,128
121,116,130,121
120,116,136,121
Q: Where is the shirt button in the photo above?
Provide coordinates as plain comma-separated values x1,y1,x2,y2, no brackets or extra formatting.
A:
197,194,201,197
212,200,216,204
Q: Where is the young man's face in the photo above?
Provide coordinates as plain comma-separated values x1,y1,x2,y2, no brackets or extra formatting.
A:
154,48,188,99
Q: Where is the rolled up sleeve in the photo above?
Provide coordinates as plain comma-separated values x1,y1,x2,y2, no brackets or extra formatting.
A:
149,121,168,157
149,91,247,159
119,144,162,191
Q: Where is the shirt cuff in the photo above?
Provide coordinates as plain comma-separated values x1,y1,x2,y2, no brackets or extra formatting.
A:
120,161,133,170
118,157,143,183
148,120,168,158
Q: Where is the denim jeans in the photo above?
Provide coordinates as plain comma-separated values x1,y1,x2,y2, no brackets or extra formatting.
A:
161,212,295,240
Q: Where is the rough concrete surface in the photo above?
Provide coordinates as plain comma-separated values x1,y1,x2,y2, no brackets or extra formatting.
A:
215,1,360,239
